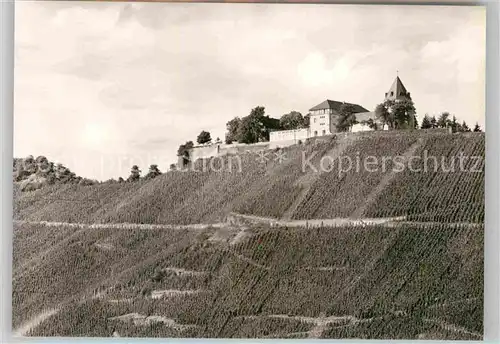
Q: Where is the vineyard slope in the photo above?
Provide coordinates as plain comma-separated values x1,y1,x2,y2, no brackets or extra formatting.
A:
13,131,485,225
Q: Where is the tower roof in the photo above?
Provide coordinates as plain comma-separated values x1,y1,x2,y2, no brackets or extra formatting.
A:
385,76,409,101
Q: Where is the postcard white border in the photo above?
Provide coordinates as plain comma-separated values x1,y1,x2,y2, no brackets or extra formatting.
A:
1,0,498,343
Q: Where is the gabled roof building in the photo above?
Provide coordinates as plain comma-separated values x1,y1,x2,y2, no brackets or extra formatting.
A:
308,99,369,136
269,75,409,143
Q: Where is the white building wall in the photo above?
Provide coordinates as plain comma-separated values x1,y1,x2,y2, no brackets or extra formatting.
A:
351,122,389,133
309,112,331,137
351,123,373,133
269,128,309,142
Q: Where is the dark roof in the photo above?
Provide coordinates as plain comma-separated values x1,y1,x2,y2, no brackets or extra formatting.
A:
309,99,369,113
385,76,409,100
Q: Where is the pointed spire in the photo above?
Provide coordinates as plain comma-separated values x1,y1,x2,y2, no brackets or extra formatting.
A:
385,74,409,101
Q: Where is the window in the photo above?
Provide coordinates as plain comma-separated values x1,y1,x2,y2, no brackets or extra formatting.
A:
314,118,317,123
390,91,394,96
314,131,318,136
322,130,326,136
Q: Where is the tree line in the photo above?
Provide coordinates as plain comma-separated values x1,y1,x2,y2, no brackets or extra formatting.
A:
13,155,92,185
176,106,308,162
13,155,98,191
419,112,481,132
325,98,481,133
372,98,481,132
13,155,172,191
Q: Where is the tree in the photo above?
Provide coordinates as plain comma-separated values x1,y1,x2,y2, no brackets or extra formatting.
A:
421,114,432,129
226,106,280,144
336,103,358,132
145,164,162,179
375,99,417,130
35,156,51,175
430,115,438,129
215,137,222,144
412,114,419,129
279,111,306,130
197,130,212,145
225,117,241,144
23,155,37,174
55,163,73,183
473,123,482,132
14,162,27,182
127,165,141,182
437,112,451,128
169,163,177,171
459,121,471,132
46,171,56,185
391,99,417,129
450,115,459,132
303,114,310,128
177,141,194,166
375,101,395,129
361,118,378,130
237,115,264,144
236,106,268,144
260,113,281,141
118,177,125,183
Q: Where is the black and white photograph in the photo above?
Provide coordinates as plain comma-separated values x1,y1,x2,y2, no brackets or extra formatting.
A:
12,1,486,340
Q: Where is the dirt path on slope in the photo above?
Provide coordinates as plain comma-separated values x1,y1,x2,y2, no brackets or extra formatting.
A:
350,137,425,219
12,308,60,337
14,220,226,231
228,212,406,228
15,216,482,234
12,232,196,336
281,135,359,221
423,318,482,339
238,313,358,338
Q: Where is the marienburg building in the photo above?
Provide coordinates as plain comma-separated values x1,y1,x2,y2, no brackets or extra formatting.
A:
270,75,410,143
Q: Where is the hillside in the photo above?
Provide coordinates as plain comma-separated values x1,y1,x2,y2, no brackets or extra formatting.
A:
14,131,485,225
13,220,483,339
12,130,485,339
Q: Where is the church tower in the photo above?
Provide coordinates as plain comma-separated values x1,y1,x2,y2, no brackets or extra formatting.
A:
384,75,411,102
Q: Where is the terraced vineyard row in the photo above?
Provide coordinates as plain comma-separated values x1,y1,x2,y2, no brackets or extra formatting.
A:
291,133,422,219
14,220,483,339
364,133,484,222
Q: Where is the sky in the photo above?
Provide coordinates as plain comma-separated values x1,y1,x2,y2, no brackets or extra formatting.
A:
14,2,486,180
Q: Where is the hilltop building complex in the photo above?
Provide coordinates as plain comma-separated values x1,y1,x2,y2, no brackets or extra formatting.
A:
270,76,409,143
184,76,409,165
